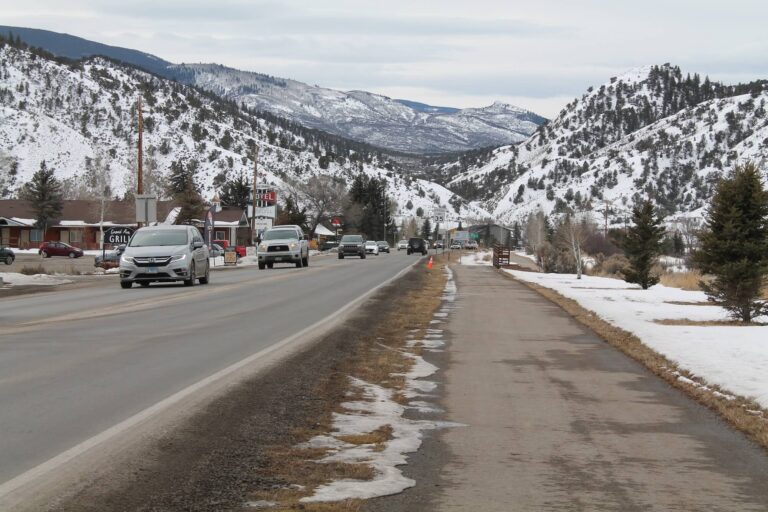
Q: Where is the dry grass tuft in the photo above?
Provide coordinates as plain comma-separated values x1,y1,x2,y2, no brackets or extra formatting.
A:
659,270,704,291
19,264,49,275
655,318,765,327
664,300,716,306
337,425,394,446
503,271,768,454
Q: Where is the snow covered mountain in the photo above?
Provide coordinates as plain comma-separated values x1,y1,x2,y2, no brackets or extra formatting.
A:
167,63,546,154
441,64,768,225
2,26,546,155
0,41,490,222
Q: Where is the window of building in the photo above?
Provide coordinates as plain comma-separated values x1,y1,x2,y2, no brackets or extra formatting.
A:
30,229,43,242
69,230,83,243
214,230,227,241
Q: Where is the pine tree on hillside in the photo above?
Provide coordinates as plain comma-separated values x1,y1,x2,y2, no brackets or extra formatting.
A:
20,161,63,234
219,174,251,210
694,163,768,322
167,160,205,224
622,199,665,289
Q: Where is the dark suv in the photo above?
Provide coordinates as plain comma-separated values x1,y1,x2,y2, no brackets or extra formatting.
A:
338,235,366,259
407,237,428,255
1,246,14,265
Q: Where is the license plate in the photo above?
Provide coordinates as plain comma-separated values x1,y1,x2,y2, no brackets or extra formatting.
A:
274,257,283,262
147,267,158,273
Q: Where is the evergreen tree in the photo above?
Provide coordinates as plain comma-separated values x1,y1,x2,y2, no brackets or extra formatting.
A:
622,199,665,289
20,161,63,234
694,163,768,322
276,196,308,229
219,174,251,210
421,218,432,240
167,160,204,224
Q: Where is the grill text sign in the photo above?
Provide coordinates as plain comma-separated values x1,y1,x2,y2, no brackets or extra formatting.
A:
104,227,135,245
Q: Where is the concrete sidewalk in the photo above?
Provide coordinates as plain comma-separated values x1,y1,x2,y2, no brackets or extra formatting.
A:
430,264,768,511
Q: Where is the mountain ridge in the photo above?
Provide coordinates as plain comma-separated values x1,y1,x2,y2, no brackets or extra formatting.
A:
0,25,546,155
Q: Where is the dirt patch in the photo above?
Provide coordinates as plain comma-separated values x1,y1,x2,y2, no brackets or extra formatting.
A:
502,270,768,454
664,300,717,306
654,318,766,326
49,257,447,512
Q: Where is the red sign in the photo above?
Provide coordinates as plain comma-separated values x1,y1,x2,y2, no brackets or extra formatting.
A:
255,189,277,206
331,217,342,227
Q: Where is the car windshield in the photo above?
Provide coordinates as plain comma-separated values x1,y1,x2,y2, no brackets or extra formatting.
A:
365,241,377,245
341,235,362,243
129,230,189,247
263,229,298,241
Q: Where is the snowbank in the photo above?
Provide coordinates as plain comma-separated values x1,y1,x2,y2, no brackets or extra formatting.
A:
0,272,72,286
506,271,768,408
460,250,492,266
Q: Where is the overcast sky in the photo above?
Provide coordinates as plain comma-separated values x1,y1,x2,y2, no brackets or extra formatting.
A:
3,0,767,117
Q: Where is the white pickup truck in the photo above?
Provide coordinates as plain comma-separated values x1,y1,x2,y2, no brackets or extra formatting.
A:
257,225,309,269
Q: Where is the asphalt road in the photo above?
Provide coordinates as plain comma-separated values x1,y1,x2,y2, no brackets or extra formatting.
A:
0,251,419,497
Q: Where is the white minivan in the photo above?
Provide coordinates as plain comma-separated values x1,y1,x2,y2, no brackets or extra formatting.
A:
119,225,210,288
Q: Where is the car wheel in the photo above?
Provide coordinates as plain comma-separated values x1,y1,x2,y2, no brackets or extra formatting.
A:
361,253,366,259
41,250,48,258
5,255,14,265
68,252,76,258
338,253,344,259
303,256,309,267
295,258,302,268
267,262,273,269
258,262,266,269
184,263,196,286
120,281,132,289
139,282,150,287
199,262,210,284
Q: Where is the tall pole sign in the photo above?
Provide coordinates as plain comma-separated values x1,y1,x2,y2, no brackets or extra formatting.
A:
251,145,259,246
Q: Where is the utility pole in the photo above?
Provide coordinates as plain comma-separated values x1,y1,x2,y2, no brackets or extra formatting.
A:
250,145,259,246
136,96,144,228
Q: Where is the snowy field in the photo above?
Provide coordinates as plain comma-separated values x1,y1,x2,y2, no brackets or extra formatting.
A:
505,270,768,409
0,272,72,286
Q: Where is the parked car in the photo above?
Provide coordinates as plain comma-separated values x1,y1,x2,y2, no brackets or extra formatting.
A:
407,237,428,256
119,225,210,289
450,241,463,250
1,246,14,265
465,240,479,250
435,241,444,249
397,239,408,251
364,240,380,255
39,241,84,259
377,241,390,253
257,225,309,269
320,240,340,252
95,246,124,268
213,239,246,258
338,235,366,259
210,243,224,258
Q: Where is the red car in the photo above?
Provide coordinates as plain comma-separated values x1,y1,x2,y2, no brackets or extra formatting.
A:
213,239,247,258
39,241,84,258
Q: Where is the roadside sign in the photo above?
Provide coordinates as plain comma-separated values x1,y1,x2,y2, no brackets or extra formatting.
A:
470,232,480,240
104,227,134,245
331,216,343,227
135,194,157,223
224,249,238,266
433,208,447,222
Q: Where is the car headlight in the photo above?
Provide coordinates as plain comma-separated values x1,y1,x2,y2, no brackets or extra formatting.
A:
120,255,134,264
289,242,298,250
170,254,186,262
258,244,267,252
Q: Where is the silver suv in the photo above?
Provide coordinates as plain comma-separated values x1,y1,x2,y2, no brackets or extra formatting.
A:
119,225,210,288
257,225,309,269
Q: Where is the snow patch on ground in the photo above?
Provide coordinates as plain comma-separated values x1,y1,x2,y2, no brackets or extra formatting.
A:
300,266,459,503
0,273,72,286
460,250,493,266
506,270,768,408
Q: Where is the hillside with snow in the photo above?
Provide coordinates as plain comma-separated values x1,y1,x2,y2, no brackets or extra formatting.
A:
441,65,768,225
169,63,545,154
0,42,490,222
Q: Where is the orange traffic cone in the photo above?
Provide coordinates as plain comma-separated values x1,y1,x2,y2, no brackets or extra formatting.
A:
427,256,434,270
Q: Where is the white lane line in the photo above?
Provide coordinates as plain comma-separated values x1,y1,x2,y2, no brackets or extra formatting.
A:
0,257,419,506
